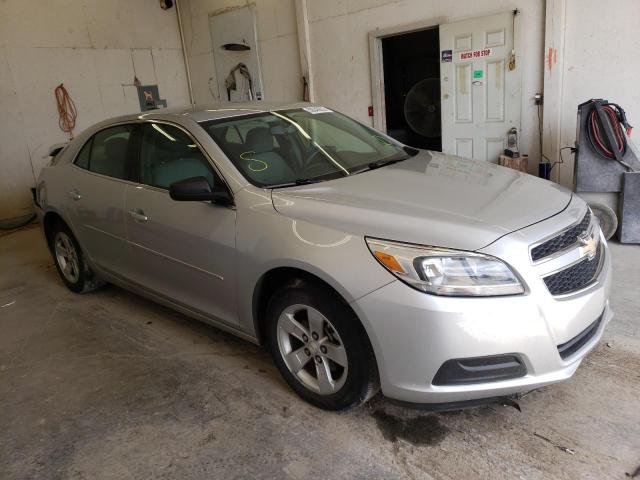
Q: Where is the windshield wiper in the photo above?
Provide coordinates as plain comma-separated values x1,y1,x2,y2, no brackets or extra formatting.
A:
269,178,322,189
351,156,409,175
368,157,407,169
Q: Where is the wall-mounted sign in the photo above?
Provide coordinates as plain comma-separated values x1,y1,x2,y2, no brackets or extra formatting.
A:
473,70,484,79
441,50,453,62
459,48,493,61
136,85,167,111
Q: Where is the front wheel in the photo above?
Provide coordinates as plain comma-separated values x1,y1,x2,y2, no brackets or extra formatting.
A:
266,281,379,410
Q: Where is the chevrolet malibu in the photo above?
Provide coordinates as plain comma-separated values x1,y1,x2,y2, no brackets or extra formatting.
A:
35,102,612,410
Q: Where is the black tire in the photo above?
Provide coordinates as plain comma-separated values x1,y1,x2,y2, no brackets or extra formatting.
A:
49,221,105,293
266,279,379,410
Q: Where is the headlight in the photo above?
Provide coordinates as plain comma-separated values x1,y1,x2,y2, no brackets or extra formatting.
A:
365,238,524,296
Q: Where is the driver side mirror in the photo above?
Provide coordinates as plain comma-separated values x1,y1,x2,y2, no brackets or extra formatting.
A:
169,176,233,206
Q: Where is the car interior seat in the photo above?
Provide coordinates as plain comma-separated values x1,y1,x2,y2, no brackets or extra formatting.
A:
93,137,128,178
243,127,294,183
152,156,214,189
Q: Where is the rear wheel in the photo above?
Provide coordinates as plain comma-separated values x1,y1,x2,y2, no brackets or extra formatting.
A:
50,222,105,293
266,280,379,410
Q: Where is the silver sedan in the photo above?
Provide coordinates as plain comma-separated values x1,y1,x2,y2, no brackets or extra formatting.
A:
35,102,612,410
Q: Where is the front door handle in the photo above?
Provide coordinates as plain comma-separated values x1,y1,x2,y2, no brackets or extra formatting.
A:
128,209,148,222
68,190,82,201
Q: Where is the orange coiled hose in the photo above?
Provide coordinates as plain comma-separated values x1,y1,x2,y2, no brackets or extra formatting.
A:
54,83,77,139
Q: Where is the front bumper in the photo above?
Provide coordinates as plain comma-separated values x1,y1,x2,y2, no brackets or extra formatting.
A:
352,232,613,405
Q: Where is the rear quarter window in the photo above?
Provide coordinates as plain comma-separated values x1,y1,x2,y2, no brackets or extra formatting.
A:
74,139,92,169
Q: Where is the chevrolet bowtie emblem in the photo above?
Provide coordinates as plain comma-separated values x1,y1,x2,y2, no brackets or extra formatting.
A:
578,230,599,261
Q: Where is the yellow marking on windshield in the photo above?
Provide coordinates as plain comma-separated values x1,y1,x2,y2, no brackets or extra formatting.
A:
240,151,269,172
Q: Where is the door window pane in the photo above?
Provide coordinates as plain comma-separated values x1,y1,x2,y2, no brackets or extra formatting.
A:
139,123,217,190
88,125,133,179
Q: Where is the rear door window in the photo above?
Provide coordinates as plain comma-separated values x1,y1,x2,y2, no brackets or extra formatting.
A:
74,124,134,180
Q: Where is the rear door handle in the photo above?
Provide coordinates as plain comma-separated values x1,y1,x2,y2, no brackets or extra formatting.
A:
128,209,148,222
68,190,82,201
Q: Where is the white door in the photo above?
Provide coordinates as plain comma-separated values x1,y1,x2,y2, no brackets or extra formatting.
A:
439,12,521,161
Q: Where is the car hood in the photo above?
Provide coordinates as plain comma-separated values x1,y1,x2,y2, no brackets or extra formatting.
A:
272,151,572,251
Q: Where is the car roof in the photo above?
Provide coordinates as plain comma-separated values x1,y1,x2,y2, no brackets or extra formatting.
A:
103,101,316,125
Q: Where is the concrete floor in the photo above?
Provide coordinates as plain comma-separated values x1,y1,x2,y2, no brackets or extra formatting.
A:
1,225,639,480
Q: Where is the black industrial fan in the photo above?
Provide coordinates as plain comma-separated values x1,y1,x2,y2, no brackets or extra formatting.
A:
403,78,441,138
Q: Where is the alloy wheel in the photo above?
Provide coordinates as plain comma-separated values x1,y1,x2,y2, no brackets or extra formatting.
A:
276,304,349,395
54,231,80,283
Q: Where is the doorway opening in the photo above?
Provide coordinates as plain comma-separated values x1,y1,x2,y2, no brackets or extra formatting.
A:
381,27,441,151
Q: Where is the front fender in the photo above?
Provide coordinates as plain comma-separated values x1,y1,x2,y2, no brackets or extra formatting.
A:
234,188,394,337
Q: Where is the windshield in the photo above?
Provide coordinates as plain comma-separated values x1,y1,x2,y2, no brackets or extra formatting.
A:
200,107,416,187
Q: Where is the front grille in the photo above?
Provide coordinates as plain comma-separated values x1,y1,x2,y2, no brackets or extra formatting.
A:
557,314,602,360
543,244,602,295
531,210,591,262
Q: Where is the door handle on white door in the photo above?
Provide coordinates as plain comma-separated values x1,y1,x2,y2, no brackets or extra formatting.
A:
68,190,82,201
128,209,148,222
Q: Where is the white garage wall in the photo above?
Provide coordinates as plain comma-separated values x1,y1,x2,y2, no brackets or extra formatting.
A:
180,0,302,104
0,0,189,222
180,0,545,172
555,0,640,187
306,0,546,174
4,0,637,222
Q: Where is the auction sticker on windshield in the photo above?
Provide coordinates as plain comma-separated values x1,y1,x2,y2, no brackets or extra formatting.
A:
302,106,333,114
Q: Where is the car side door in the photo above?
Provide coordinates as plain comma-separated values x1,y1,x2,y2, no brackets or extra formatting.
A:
124,121,238,326
63,124,136,276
